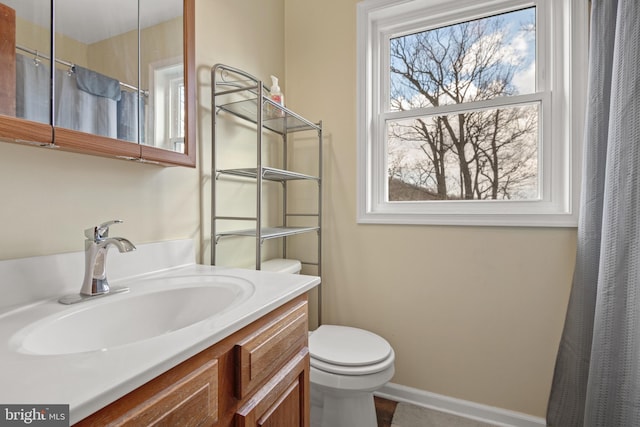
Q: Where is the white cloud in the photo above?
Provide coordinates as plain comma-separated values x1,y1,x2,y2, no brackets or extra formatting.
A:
513,61,536,94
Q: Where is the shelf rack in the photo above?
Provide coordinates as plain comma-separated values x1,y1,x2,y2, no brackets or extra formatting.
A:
211,64,322,311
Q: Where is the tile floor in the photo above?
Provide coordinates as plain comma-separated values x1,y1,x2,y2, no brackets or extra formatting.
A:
375,397,501,427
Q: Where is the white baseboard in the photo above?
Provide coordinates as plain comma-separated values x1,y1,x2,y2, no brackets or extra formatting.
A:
375,383,546,427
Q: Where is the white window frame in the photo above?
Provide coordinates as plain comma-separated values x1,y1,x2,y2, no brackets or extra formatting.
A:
168,76,185,153
148,57,184,152
356,0,588,226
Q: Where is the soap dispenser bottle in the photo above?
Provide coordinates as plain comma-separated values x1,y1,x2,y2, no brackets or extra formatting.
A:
270,75,284,106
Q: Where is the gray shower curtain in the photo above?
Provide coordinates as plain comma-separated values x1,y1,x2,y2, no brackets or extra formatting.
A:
15,54,50,124
547,0,640,426
54,66,119,139
117,91,144,143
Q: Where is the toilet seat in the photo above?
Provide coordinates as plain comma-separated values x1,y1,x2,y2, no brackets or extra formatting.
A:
311,348,395,375
309,325,394,375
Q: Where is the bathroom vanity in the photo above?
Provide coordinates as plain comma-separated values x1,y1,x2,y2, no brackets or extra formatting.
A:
77,295,310,426
0,239,320,426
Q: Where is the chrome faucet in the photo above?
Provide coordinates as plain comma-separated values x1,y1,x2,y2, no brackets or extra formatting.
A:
59,220,136,305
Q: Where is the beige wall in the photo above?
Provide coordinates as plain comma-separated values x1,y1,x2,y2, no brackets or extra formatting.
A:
16,16,89,69
197,0,285,267
284,0,575,418
88,17,183,89
19,15,183,89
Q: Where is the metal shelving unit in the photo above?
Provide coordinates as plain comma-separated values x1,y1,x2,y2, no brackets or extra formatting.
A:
211,64,322,291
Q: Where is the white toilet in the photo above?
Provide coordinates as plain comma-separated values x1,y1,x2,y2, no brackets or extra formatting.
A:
309,324,395,427
261,259,396,427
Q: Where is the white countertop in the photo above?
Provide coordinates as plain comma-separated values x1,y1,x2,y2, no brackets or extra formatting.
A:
0,240,320,424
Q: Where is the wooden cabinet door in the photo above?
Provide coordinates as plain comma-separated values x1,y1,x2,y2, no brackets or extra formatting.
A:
235,348,310,427
76,359,218,427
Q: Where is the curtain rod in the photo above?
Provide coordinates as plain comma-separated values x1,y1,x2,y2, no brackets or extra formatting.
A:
16,44,147,95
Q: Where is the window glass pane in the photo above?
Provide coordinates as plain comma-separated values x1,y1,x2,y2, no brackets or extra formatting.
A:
389,7,536,112
387,103,539,201
169,78,184,139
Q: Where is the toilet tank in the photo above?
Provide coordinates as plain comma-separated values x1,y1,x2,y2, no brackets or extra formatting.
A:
260,258,302,274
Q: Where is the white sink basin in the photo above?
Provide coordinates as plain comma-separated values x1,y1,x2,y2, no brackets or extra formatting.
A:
10,274,254,356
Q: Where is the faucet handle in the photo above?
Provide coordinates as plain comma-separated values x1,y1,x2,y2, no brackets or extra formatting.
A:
85,220,124,241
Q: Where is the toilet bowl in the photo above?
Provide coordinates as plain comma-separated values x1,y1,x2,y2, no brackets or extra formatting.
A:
309,325,395,427
261,258,396,427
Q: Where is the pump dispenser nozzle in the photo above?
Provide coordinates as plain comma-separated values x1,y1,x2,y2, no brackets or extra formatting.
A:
270,76,280,92
269,75,284,106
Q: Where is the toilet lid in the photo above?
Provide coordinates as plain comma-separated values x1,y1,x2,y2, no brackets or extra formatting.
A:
309,325,392,367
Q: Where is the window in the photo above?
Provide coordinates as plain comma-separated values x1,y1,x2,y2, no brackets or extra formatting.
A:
357,0,588,226
149,60,185,152
169,76,185,153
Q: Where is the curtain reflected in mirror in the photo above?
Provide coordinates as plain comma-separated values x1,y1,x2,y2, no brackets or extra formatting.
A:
1,0,51,124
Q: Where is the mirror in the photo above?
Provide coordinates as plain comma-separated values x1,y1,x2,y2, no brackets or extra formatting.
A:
140,0,185,153
0,0,192,163
0,0,51,125
54,0,139,142
53,0,184,152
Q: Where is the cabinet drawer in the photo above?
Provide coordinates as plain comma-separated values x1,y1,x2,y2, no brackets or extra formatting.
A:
235,347,310,427
77,359,218,427
235,300,308,399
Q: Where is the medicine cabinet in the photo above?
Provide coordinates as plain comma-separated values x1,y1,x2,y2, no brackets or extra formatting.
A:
0,0,195,167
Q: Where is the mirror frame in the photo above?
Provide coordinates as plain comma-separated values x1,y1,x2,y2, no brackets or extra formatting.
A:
140,0,195,166
0,115,53,146
0,0,195,168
